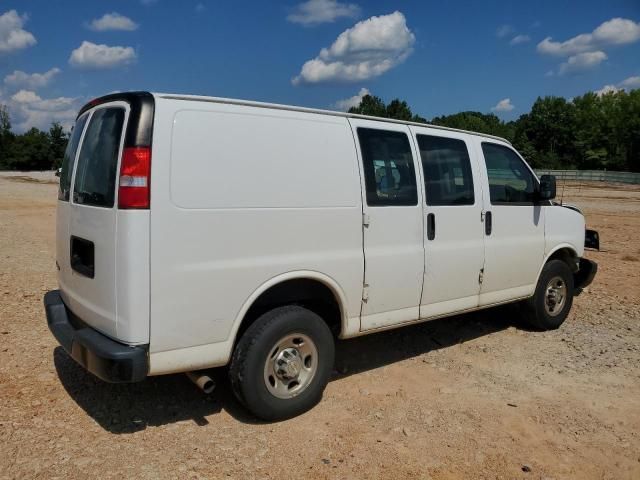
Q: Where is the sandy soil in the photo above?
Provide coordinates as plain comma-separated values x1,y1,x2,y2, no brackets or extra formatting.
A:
1,173,639,479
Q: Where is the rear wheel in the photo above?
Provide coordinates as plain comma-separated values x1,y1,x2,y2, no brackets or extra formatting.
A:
523,259,574,330
229,305,335,421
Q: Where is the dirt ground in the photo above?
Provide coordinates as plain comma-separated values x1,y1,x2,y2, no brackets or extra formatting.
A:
1,173,639,480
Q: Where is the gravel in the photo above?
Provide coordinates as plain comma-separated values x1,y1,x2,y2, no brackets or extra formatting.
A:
1,174,639,479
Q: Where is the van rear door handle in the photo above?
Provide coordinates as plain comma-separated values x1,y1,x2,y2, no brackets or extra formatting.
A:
70,236,95,278
427,213,436,240
485,211,492,236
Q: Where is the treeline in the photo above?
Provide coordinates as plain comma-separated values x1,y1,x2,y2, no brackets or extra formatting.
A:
1,88,640,172
0,106,68,171
350,88,640,172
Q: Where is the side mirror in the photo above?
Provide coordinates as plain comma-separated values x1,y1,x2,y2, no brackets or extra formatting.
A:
538,174,556,200
585,229,600,250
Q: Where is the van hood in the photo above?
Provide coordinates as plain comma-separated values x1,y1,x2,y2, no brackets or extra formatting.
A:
553,202,583,216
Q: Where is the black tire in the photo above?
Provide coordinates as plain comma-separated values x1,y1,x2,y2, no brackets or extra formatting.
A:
522,259,574,330
229,305,335,421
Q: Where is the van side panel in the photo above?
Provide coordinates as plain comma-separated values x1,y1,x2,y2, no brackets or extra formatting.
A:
149,98,364,361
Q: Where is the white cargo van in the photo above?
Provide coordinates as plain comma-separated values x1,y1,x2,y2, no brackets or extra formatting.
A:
45,92,598,420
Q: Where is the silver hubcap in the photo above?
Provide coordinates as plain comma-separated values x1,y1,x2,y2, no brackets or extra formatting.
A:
545,276,567,316
263,333,318,399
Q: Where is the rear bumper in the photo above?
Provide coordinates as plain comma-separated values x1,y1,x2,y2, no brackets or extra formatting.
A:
574,258,598,293
44,290,148,383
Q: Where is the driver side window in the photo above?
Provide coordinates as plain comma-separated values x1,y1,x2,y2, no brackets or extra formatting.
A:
482,142,535,204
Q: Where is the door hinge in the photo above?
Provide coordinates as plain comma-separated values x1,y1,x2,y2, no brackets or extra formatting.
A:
478,268,484,284
362,283,370,302
362,213,370,228
480,211,485,222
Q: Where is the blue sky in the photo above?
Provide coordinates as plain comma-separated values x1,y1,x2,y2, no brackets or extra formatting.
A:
0,0,639,132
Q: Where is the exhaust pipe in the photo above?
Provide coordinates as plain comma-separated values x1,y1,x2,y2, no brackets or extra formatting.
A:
186,372,216,394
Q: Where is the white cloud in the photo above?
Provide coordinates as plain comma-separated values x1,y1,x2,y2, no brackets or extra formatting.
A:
288,0,360,26
497,26,529,46
496,24,513,38
69,41,136,70
11,90,40,103
509,34,530,46
491,98,515,112
4,68,61,90
537,17,640,56
292,11,415,85
333,87,370,111
0,10,37,54
619,75,640,89
558,50,607,75
10,90,77,111
1,89,81,132
593,17,640,45
88,13,138,32
594,75,640,96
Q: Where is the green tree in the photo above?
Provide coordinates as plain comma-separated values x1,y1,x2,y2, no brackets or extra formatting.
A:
9,128,52,171
385,99,414,121
0,105,14,169
348,94,387,118
49,122,68,169
518,96,576,168
0,106,72,171
619,89,640,172
348,95,428,123
345,90,639,171
431,111,513,141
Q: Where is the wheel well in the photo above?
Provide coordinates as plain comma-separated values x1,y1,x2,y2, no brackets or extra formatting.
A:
547,248,579,272
236,279,343,341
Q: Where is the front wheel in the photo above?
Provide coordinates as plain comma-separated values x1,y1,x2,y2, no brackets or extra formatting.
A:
229,305,335,421
522,259,574,330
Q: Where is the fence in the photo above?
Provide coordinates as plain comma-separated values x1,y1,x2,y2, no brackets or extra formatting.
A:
534,169,640,185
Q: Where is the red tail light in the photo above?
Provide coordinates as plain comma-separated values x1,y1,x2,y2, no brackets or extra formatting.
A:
118,147,151,209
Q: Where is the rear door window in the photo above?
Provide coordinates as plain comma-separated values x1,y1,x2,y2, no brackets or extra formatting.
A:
58,113,89,201
73,107,126,208
357,128,418,206
417,134,474,206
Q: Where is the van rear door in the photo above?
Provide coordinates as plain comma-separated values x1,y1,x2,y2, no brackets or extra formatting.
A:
56,112,89,321
57,93,154,345
60,103,129,341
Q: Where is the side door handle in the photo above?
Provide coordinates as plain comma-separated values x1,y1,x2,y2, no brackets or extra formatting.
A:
427,213,436,241
485,211,492,236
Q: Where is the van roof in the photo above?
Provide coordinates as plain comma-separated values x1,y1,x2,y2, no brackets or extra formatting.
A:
154,93,511,145
79,91,511,144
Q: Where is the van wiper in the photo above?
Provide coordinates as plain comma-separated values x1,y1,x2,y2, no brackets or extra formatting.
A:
75,191,107,206
87,192,107,205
